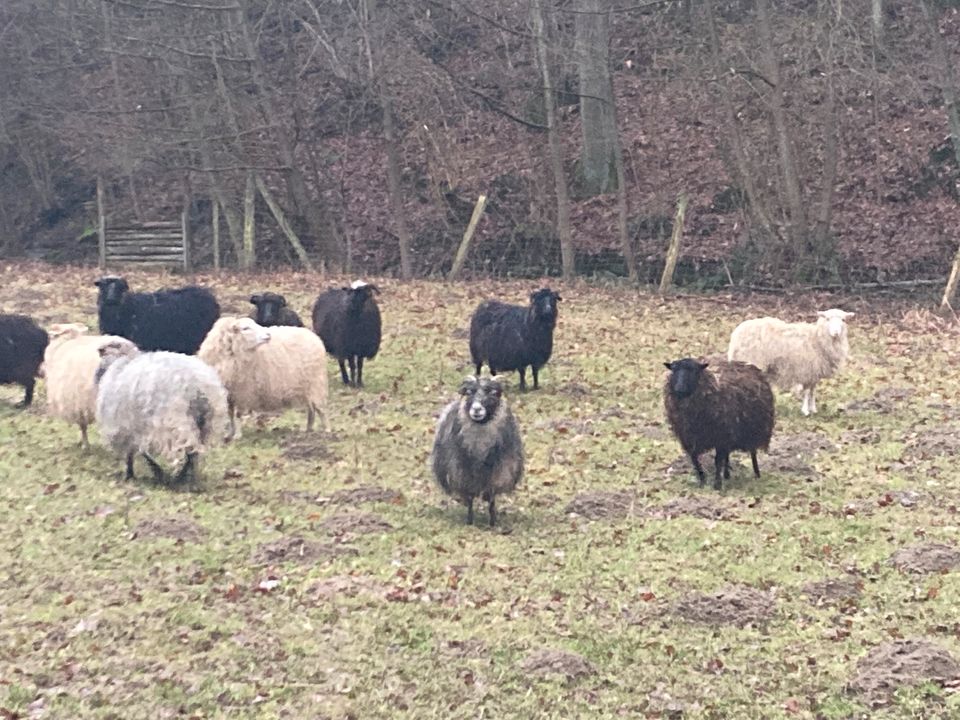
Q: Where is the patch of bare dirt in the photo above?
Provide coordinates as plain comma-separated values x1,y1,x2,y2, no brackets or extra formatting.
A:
843,387,916,414
648,496,737,521
800,576,863,607
840,428,883,445
890,543,960,574
521,649,595,681
848,639,960,708
321,513,393,536
565,490,638,519
330,485,402,506
532,417,596,435
132,517,205,543
280,435,339,462
905,426,960,459
672,585,776,627
252,535,358,565
308,574,387,601
558,382,593,398
764,432,832,476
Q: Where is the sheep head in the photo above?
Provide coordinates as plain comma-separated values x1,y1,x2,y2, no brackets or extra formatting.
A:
664,358,709,400
344,281,380,313
459,375,504,424
94,276,130,305
817,309,854,338
529,288,560,324
249,292,287,326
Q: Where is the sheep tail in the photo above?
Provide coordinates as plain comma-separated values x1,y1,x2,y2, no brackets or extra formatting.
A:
189,392,213,445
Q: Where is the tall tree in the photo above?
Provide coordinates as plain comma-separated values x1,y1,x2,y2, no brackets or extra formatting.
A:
575,0,617,196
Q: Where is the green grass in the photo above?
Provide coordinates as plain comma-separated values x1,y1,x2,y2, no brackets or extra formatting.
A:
2,265,960,718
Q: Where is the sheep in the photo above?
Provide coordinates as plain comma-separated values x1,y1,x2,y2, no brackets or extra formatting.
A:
727,309,854,416
43,324,138,448
198,316,331,439
663,357,775,491
469,288,561,391
94,275,220,355
249,292,303,327
431,375,524,526
95,341,229,483
311,280,382,387
0,313,49,407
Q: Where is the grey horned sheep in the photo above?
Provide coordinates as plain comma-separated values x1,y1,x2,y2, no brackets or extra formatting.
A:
431,375,524,526
249,292,303,327
469,288,560,391
95,341,229,483
663,358,775,491
727,308,853,416
311,280,382,387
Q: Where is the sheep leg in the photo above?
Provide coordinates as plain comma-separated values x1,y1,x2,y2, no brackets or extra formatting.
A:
808,387,817,414
532,366,540,390
306,405,315,432
801,387,813,416
16,379,35,408
226,400,241,441
337,358,350,386
475,361,483,376
356,357,365,388
723,453,731,480
173,453,197,485
517,367,528,391
125,452,136,480
690,453,706,487
751,449,761,478
142,453,166,483
347,356,358,386
488,496,497,527
80,423,90,450
713,450,727,491
465,497,475,525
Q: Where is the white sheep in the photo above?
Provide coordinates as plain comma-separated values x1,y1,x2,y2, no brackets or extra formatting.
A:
727,308,854,415
95,342,230,483
43,323,137,448
197,317,331,438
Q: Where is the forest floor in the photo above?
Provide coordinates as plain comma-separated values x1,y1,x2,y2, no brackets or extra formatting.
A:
3,263,960,719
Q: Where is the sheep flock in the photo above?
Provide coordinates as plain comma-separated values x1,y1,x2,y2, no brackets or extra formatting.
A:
0,272,865,525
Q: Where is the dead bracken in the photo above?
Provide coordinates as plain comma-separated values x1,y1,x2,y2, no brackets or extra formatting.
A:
564,490,638,519
521,649,595,681
889,543,960,574
848,639,960,707
252,535,358,565
672,585,776,627
132,516,205,543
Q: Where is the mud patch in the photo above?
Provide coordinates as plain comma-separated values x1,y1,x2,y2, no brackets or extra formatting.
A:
330,485,402,506
890,543,960,574
765,432,832,475
521,649,594,681
439,638,488,659
132,517,205,543
533,417,595,436
905,426,960,458
309,574,387,601
558,382,592,399
672,585,776,627
648,496,737,521
321,513,393,537
800,576,863,607
280,435,339,462
844,387,916,414
848,639,960,707
564,490,637,519
252,535,358,565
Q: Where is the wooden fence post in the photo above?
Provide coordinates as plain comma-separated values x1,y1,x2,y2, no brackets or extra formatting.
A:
97,176,106,270
212,200,221,272
658,193,688,295
182,199,192,273
448,194,488,281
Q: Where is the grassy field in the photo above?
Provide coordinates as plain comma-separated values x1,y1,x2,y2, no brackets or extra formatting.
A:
3,263,960,719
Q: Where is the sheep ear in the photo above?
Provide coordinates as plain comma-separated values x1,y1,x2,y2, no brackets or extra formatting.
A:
554,293,561,301
843,311,855,318
699,362,709,370
249,294,260,305
369,284,381,295
663,362,674,370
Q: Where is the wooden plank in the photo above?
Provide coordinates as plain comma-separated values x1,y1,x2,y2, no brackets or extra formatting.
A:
106,240,184,247
97,177,106,270
105,231,183,240
106,256,185,263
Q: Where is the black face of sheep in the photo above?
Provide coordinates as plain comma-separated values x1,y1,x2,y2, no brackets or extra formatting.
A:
94,276,130,306
663,357,775,492
460,375,503,424
249,292,302,327
530,288,561,326
0,313,49,407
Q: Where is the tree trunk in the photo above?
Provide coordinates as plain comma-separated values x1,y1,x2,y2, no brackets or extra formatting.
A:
871,0,884,49
575,0,617,196
532,0,575,279
756,0,807,250
811,17,839,270
255,175,314,271
242,171,256,270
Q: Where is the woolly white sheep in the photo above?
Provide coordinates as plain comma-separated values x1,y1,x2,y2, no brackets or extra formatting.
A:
727,308,854,416
198,317,331,439
43,323,137,448
95,342,230,483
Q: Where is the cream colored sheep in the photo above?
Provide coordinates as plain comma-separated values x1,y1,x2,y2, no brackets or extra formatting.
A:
43,324,137,448
727,308,854,416
198,317,331,438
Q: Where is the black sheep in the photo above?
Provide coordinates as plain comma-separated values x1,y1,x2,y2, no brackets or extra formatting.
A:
311,281,382,387
431,375,524,526
94,276,220,355
0,313,49,407
663,357,775,491
469,288,561,391
249,292,303,327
